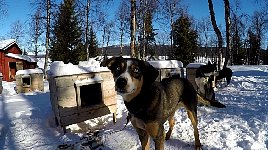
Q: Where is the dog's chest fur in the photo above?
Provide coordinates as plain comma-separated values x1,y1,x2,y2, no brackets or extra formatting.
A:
125,78,186,123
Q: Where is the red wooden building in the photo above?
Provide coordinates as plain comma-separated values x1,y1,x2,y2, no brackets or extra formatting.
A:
0,39,37,82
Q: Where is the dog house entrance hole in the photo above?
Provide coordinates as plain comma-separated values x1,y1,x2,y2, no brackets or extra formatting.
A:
22,75,31,86
80,83,102,107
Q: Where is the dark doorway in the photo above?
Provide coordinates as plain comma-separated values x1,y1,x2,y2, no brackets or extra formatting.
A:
80,83,102,107
9,62,17,80
22,76,31,86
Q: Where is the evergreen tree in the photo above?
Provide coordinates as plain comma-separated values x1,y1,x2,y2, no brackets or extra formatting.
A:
88,27,99,58
247,29,260,65
231,28,245,65
50,0,86,65
170,15,198,66
142,11,157,59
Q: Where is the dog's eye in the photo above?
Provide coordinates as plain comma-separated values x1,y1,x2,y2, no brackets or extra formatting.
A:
116,66,121,71
134,68,140,73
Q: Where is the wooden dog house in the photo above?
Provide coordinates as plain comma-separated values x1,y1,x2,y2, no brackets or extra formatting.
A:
15,69,44,93
48,61,117,132
148,60,184,81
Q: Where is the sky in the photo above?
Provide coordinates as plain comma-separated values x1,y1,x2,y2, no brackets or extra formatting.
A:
0,0,264,45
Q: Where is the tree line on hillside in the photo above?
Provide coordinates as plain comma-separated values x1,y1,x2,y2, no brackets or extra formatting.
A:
0,0,267,71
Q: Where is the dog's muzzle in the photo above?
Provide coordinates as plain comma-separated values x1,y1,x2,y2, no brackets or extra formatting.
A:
116,77,127,92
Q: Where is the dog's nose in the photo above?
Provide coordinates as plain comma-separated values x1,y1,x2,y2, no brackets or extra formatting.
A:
116,77,127,89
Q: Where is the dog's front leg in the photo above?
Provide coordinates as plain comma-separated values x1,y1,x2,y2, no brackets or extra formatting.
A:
146,122,165,150
136,128,150,150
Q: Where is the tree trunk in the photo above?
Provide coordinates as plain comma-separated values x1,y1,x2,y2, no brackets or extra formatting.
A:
169,2,175,49
85,0,90,60
224,0,231,67
120,22,123,56
130,0,136,58
102,27,106,58
34,9,41,58
208,0,223,70
43,0,51,79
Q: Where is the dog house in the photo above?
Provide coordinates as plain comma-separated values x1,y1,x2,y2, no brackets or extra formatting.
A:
148,60,184,81
15,69,44,93
48,61,117,132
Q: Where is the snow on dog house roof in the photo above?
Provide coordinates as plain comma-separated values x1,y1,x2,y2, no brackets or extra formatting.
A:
186,63,206,68
48,58,109,77
148,60,183,69
16,68,43,75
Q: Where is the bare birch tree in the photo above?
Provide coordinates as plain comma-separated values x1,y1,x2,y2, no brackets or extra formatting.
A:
207,0,223,69
31,0,56,79
136,0,158,60
130,0,137,58
85,0,90,60
44,0,51,79
230,0,248,65
224,0,231,66
116,0,130,56
9,20,25,45
30,7,44,58
160,0,183,48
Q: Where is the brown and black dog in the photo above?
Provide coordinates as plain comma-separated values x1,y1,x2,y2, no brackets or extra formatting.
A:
103,56,225,150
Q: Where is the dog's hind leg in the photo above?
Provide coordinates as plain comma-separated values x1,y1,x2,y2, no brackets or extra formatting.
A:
187,110,202,150
165,113,175,140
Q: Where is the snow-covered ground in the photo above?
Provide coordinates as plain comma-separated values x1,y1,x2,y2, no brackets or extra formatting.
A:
0,65,268,150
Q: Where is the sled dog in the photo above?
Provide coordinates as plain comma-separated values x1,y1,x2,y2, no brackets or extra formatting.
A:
215,67,233,86
103,57,225,150
195,61,218,97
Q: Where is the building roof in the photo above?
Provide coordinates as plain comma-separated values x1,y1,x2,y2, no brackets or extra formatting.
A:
0,39,17,50
6,53,37,62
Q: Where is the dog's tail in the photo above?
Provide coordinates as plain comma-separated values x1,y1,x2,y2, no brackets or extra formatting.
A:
197,93,226,108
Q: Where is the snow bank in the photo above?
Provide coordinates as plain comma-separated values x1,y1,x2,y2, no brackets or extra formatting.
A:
48,59,109,77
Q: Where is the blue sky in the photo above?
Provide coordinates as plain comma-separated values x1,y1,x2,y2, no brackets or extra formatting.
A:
0,0,263,43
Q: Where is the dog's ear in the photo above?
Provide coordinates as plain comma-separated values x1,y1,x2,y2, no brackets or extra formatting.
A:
142,61,159,85
101,56,123,70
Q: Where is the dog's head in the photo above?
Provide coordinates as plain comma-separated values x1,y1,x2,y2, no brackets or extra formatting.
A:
201,61,217,77
207,61,217,72
102,56,159,102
